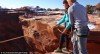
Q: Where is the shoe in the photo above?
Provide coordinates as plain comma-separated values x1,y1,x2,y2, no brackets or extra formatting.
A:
54,48,63,53
62,47,67,51
62,47,72,54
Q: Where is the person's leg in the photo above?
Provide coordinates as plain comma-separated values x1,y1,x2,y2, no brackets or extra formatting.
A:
54,34,66,52
62,35,72,54
66,35,70,51
71,31,79,54
77,36,88,54
59,34,66,49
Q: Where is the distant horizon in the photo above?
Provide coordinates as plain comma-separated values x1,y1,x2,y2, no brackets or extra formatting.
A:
0,0,99,9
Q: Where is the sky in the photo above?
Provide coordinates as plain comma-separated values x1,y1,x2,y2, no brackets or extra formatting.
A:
0,0,100,9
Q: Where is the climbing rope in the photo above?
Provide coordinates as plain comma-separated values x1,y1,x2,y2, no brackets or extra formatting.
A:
0,36,24,44
0,35,35,53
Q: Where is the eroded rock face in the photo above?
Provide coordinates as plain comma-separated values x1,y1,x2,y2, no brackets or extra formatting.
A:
0,13,23,40
20,14,100,54
0,13,31,52
20,17,66,53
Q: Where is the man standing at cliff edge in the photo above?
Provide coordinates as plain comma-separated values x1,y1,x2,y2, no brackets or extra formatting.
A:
67,0,90,54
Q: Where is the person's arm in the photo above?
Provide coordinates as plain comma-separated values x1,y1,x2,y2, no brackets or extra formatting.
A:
65,15,72,29
57,14,66,26
62,6,74,34
62,15,71,34
86,13,90,23
85,8,89,23
68,6,74,27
